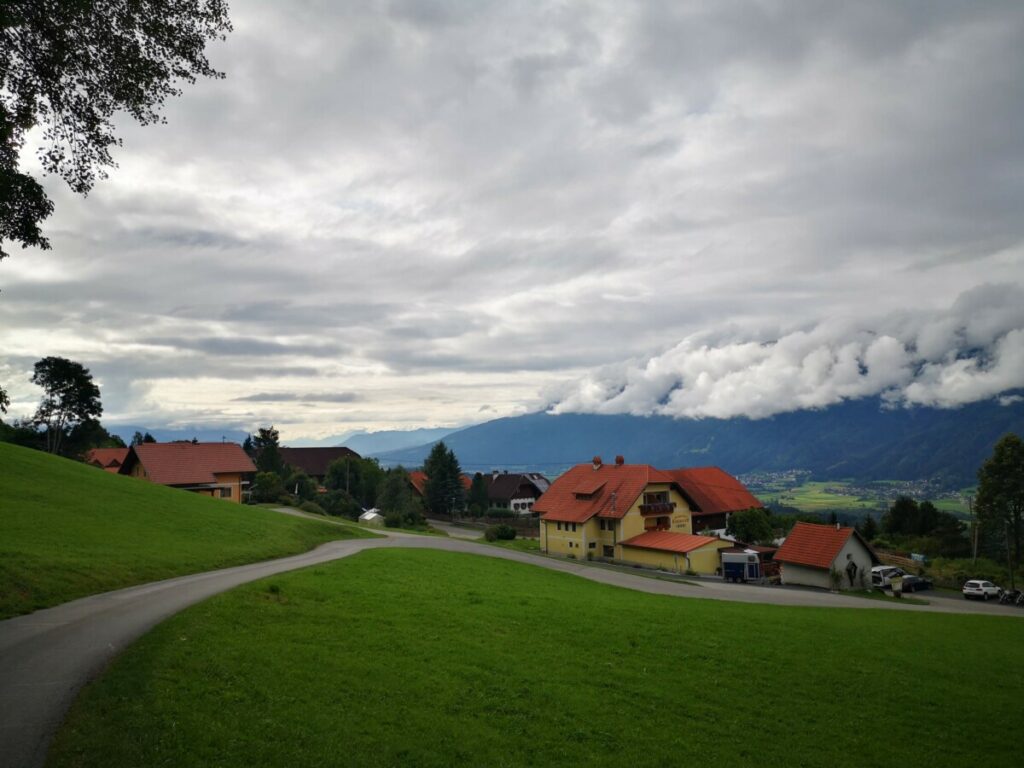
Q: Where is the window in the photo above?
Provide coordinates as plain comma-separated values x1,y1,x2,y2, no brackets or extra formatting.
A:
219,487,232,498
588,542,596,549
643,490,670,505
557,522,562,531
603,545,614,557
570,523,577,532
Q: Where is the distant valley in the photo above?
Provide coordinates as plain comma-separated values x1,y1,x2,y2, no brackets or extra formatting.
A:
371,395,1024,487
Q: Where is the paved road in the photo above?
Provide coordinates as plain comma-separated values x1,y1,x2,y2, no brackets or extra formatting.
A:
425,517,485,539
1,530,1017,768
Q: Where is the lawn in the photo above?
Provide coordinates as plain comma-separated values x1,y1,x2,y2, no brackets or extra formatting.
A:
0,442,376,618
48,549,1024,768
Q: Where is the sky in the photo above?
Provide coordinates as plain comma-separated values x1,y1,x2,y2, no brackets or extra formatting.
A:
2,0,1023,442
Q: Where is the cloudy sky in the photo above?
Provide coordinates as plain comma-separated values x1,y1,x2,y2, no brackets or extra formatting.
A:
2,0,1023,441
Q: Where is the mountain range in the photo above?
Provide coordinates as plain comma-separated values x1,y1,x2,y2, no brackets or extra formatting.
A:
371,395,1024,485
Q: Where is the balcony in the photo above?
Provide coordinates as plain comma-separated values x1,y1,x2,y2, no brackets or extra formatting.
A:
639,501,676,516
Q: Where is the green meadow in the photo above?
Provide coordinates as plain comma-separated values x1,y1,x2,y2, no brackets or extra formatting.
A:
49,549,1023,768
0,442,374,618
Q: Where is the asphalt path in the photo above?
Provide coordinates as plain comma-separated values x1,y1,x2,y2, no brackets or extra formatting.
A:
1,522,1018,768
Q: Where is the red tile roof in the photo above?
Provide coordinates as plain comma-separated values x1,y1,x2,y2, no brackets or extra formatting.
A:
407,470,472,497
534,463,675,523
666,467,763,517
86,448,129,472
619,531,726,554
408,470,427,496
120,442,256,486
774,522,878,570
279,446,361,478
534,462,760,524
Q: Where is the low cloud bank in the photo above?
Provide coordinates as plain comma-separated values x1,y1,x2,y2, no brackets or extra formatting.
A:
550,284,1024,419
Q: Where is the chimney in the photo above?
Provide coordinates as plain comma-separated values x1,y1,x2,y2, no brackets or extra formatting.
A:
592,455,602,470
615,455,624,466
836,522,841,531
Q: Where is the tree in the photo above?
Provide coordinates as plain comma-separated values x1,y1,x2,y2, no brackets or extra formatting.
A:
0,383,9,414
31,356,102,454
242,433,254,457
285,470,317,502
252,426,287,477
251,472,285,504
378,467,424,527
0,1,231,260
468,472,490,517
976,433,1024,566
64,418,125,458
422,441,465,518
726,507,775,545
130,430,157,446
881,496,919,536
859,514,879,542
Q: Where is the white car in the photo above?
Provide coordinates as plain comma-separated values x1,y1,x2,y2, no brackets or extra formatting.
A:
962,580,1002,601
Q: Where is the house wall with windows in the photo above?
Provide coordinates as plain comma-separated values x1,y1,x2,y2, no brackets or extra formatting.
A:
615,483,694,546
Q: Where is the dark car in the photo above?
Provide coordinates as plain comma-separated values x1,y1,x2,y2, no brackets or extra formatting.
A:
898,574,933,592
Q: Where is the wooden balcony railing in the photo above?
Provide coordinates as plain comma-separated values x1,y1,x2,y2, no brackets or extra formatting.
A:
640,501,676,516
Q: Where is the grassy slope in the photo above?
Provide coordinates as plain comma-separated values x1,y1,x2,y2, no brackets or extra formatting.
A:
0,442,374,618
49,550,1023,768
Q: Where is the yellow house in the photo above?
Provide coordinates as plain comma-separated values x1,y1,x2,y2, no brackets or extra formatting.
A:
534,456,761,575
118,442,256,502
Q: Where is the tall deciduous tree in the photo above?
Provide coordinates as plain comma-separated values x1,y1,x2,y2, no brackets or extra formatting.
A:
0,1,231,260
422,441,465,518
0,383,8,414
726,507,775,545
31,357,102,454
976,433,1024,566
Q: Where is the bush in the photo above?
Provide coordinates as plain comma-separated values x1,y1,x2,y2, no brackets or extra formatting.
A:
299,501,326,516
276,495,294,507
252,471,286,503
484,524,516,542
485,508,514,519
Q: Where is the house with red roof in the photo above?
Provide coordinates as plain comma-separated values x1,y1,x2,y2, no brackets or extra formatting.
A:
533,456,761,574
774,521,880,590
407,470,473,500
85,447,129,473
118,442,256,503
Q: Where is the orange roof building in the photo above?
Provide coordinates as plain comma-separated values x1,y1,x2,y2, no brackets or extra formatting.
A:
85,447,129,473
407,470,473,498
118,442,256,503
534,456,757,574
774,522,880,591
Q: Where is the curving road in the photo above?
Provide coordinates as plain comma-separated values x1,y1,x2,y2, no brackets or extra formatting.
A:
0,526,1016,768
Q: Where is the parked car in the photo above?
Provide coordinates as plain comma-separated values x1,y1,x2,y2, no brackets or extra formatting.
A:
962,580,1003,600
871,566,933,593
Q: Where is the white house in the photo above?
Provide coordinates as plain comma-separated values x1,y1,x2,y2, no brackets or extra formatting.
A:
774,522,880,591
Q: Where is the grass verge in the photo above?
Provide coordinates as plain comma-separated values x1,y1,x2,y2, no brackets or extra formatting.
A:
0,442,376,618
48,549,1023,768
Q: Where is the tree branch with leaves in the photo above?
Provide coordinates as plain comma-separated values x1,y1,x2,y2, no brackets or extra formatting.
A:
0,0,232,259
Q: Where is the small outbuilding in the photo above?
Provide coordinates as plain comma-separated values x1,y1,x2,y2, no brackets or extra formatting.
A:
359,509,386,527
775,522,880,591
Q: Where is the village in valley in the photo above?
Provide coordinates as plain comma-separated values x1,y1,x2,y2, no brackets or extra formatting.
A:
80,426,1014,599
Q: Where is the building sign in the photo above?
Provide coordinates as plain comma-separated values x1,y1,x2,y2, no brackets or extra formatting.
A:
672,513,690,529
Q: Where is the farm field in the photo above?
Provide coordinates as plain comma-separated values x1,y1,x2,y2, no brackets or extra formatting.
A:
0,443,374,619
48,549,1023,768
756,479,971,516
